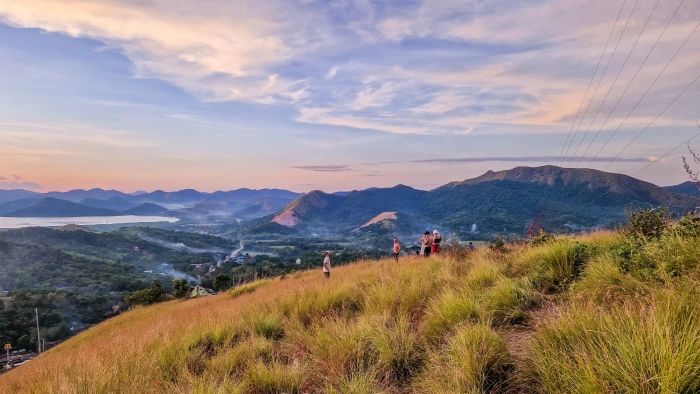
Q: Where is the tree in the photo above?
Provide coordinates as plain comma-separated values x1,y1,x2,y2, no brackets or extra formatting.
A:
489,233,506,253
172,279,191,298
213,274,232,292
125,280,167,306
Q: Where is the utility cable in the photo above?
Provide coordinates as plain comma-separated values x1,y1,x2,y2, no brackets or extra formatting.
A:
564,0,641,167
593,16,700,169
558,0,630,166
581,0,686,169
573,0,660,169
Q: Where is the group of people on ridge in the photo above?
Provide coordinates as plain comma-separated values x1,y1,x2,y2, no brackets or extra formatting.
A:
392,230,442,261
323,231,475,278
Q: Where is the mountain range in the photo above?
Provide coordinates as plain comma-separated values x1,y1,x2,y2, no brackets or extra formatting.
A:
248,166,700,237
2,167,698,235
0,188,303,219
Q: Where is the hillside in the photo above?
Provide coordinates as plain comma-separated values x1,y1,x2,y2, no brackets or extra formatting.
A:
3,198,120,217
0,197,42,215
260,166,700,237
0,190,39,204
81,196,137,211
4,215,700,392
0,226,241,352
121,203,169,216
666,181,700,196
0,188,301,219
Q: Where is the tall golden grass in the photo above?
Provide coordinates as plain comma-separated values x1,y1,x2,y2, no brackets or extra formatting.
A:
2,226,700,393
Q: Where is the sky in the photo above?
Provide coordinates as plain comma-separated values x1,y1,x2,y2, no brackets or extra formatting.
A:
0,0,699,193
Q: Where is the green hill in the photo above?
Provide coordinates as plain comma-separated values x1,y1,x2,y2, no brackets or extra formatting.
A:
0,197,42,215
80,196,137,211
666,181,700,197
121,203,169,216
3,198,120,217
3,213,700,392
0,226,241,351
259,166,700,237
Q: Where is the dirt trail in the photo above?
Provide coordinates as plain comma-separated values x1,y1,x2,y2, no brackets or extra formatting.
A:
500,298,559,393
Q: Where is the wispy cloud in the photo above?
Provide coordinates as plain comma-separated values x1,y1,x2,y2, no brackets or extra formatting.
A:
325,66,340,80
291,165,352,172
2,0,698,137
298,156,653,170
409,156,652,164
0,175,44,191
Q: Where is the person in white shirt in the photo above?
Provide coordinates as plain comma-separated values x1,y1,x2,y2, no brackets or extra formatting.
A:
323,251,331,279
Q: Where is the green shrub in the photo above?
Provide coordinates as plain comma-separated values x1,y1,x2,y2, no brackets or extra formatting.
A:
620,207,671,240
125,279,168,306
213,274,232,291
530,229,555,247
529,240,588,292
423,289,481,344
489,233,506,253
311,317,377,381
251,312,285,341
244,360,305,394
573,257,649,305
483,278,538,325
284,283,364,327
229,279,273,298
369,314,424,382
526,291,700,393
172,279,191,298
324,372,378,394
416,324,511,393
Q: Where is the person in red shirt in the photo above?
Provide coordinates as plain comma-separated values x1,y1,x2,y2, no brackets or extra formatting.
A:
432,230,442,255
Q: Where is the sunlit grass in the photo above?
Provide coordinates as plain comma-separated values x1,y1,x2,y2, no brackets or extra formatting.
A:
4,226,700,393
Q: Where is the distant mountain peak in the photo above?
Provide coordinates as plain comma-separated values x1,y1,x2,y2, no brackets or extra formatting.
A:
4,197,121,217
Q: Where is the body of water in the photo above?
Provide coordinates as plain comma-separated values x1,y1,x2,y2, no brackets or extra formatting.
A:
0,216,179,229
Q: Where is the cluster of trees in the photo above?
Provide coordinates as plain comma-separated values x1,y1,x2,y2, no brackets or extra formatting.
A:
0,290,115,351
125,275,234,306
0,226,241,345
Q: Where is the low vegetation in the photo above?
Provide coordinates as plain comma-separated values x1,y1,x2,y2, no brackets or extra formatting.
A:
3,209,700,393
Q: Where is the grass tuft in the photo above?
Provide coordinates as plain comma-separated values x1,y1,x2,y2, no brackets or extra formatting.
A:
229,279,273,298
416,324,511,393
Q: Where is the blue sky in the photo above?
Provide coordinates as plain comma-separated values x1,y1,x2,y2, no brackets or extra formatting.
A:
0,0,699,192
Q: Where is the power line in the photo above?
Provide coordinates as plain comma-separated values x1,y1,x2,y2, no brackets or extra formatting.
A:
548,125,700,224
548,0,676,205
558,0,630,166
602,70,700,171
572,0,660,169
557,69,700,211
528,0,630,220
593,16,700,170
632,121,700,176
581,125,700,208
583,0,688,169
549,2,699,211
564,0,641,168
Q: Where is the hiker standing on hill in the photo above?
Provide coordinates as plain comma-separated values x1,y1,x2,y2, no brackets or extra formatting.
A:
421,231,433,257
323,251,331,279
432,230,442,255
393,239,401,262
